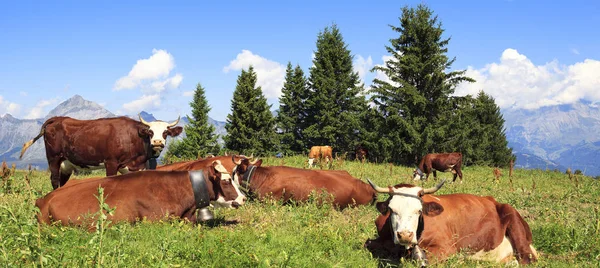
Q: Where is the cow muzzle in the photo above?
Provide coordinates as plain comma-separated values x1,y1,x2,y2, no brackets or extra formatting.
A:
396,231,416,245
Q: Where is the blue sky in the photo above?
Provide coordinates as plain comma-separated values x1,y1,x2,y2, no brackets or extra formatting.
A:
1,0,599,122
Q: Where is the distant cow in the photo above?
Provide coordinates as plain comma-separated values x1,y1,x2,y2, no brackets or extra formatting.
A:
35,160,246,229
364,180,538,265
231,155,376,209
19,115,183,189
355,146,368,163
308,146,333,168
413,152,463,183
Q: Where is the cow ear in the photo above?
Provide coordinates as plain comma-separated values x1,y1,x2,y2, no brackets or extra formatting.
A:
138,127,151,137
167,126,183,137
253,159,263,167
207,161,219,179
375,201,389,215
422,202,444,217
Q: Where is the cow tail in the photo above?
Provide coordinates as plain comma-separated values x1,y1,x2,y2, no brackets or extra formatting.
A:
19,119,51,159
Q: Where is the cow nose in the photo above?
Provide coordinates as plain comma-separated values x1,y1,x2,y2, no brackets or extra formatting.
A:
151,140,164,147
242,196,247,202
397,231,414,243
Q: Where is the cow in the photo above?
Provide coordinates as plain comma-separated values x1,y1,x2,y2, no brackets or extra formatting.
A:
355,146,368,163
157,154,250,173
413,152,463,183
35,160,246,229
364,179,538,266
307,145,333,168
230,155,377,209
19,115,183,189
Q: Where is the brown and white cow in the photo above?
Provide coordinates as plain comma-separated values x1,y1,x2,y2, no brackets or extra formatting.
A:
35,160,246,229
364,179,538,266
20,115,183,189
413,152,463,183
307,145,333,168
231,155,376,209
157,154,249,173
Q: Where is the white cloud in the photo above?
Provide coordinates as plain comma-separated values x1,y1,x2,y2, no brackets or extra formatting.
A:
353,55,373,84
455,48,600,110
122,94,162,114
223,50,286,99
114,49,182,92
182,91,194,97
373,55,400,87
24,98,60,119
0,95,21,116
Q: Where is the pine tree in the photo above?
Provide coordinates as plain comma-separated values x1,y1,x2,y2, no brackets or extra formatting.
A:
472,91,513,167
166,83,220,159
369,4,474,164
276,62,308,155
224,66,277,156
304,24,368,155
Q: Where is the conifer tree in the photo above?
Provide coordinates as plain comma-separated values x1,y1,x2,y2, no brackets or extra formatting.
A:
471,91,513,167
276,62,308,155
166,83,220,159
224,66,277,155
304,24,368,154
369,4,474,164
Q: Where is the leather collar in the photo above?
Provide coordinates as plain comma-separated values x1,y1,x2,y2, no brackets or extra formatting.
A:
189,170,211,209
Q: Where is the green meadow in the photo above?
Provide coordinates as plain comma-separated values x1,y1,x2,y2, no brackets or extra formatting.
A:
1,156,599,267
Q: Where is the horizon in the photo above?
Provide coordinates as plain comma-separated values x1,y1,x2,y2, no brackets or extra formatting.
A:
1,1,599,122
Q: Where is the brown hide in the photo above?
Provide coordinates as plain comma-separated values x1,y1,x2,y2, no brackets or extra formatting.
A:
365,190,537,265
19,116,182,189
157,155,246,172
35,165,241,229
415,152,463,182
308,146,333,165
233,158,376,209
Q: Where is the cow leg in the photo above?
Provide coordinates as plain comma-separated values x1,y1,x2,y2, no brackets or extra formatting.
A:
455,168,463,183
497,204,538,264
48,158,62,189
104,160,119,176
432,170,437,180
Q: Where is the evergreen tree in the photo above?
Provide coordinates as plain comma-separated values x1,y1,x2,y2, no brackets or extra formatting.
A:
471,91,513,167
224,66,277,155
369,4,474,164
276,62,308,155
304,24,369,155
166,83,220,159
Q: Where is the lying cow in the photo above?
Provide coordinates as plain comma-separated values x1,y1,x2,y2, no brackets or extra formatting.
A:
157,154,249,173
307,145,333,168
413,152,463,183
20,115,183,189
364,179,538,266
35,160,246,229
231,155,376,209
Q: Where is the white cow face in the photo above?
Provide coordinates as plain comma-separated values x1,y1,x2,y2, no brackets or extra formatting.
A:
368,179,446,249
139,115,183,156
413,168,424,181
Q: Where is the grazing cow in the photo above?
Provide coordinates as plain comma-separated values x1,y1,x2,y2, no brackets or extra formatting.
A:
364,180,537,266
307,145,333,168
355,146,368,163
19,115,183,189
231,155,376,209
413,152,463,183
35,160,246,229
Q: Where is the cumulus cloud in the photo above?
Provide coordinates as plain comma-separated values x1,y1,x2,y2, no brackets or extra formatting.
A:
223,50,286,99
372,55,400,87
455,48,600,110
114,49,183,93
182,91,194,97
122,94,161,114
353,55,373,84
0,95,21,116
24,98,60,119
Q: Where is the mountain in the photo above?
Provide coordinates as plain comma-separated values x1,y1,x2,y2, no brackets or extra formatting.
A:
0,95,227,169
503,101,600,176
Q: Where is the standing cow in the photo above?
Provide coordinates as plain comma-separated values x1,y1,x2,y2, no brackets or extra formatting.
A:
307,145,333,168
19,115,182,189
364,179,538,266
413,152,463,183
35,160,246,229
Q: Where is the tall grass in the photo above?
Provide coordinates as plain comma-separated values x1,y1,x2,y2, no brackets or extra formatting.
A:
0,156,599,267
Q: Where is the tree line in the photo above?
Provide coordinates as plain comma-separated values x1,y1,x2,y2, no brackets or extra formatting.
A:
166,4,514,168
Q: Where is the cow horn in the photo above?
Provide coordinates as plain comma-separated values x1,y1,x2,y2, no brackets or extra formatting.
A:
250,158,259,165
422,179,446,195
168,115,180,127
138,113,151,126
367,179,391,194
232,155,242,165
249,153,254,159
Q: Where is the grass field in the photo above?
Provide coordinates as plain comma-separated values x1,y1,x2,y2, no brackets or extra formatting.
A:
1,156,599,267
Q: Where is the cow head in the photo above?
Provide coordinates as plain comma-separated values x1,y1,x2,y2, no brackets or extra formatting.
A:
138,114,183,156
231,155,262,189
368,179,445,248
412,167,425,181
208,160,246,208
